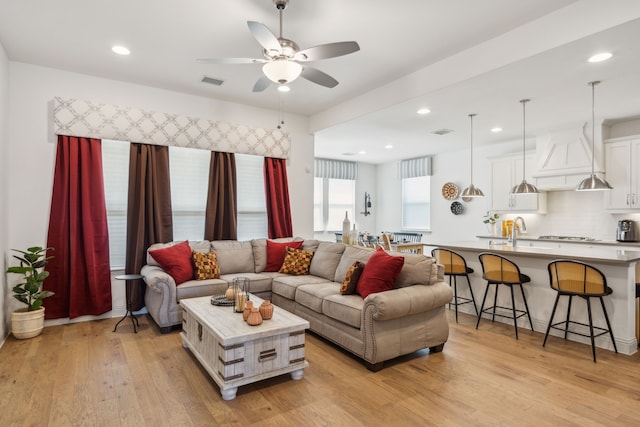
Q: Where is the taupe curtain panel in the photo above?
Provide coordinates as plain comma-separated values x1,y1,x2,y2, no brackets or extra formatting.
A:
314,158,358,180
204,151,238,240
399,156,432,179
125,143,173,311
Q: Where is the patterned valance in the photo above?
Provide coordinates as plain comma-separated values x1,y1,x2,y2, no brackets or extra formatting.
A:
399,156,432,178
314,158,358,180
52,97,290,159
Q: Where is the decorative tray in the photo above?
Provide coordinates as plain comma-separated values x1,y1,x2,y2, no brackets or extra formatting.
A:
210,295,234,306
442,182,459,200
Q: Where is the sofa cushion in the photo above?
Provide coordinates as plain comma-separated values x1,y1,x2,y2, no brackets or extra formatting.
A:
211,240,255,274
272,275,332,300
252,237,303,273
333,245,375,283
295,283,340,314
192,251,221,280
340,261,365,295
279,247,314,275
309,242,346,281
147,240,211,266
396,254,437,288
148,241,194,285
265,240,304,272
219,272,274,295
322,294,364,329
175,278,227,301
357,248,405,298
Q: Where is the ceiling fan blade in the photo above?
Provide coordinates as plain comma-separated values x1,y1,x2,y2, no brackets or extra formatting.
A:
197,58,266,65
247,21,282,55
253,75,273,92
301,67,339,88
295,41,360,61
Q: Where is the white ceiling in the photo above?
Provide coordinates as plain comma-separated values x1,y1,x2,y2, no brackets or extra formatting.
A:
1,0,640,163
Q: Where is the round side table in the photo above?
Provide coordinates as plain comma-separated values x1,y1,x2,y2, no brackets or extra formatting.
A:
113,274,144,333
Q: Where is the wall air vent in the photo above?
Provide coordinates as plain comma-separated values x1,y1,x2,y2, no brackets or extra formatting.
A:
201,76,224,86
432,129,454,136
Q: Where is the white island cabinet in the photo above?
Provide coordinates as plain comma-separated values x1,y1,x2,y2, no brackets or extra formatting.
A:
424,239,640,356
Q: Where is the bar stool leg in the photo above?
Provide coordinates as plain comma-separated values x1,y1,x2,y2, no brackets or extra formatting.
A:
564,295,573,339
518,283,534,332
465,274,478,316
586,297,597,362
476,285,491,329
599,296,618,353
453,275,459,323
510,285,519,339
543,293,561,347
491,284,499,323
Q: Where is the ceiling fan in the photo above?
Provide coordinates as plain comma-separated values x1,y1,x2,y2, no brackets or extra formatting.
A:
197,0,360,92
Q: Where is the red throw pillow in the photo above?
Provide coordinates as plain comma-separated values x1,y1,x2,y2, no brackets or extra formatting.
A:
148,241,194,285
265,240,303,272
356,247,404,298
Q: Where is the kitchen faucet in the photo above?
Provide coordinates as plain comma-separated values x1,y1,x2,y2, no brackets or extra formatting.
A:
512,216,527,248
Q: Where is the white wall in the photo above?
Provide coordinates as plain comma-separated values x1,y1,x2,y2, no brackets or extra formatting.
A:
7,62,314,326
0,41,9,342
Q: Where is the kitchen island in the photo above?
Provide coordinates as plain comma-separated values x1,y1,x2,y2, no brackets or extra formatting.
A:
424,239,640,355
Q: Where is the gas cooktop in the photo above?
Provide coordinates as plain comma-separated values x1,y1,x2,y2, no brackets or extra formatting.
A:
538,235,595,241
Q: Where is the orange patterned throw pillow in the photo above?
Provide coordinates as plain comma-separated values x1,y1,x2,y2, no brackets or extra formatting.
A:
192,251,221,280
279,247,314,275
340,261,365,295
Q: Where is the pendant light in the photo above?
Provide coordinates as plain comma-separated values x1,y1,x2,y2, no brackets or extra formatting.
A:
576,81,612,191
462,113,485,198
511,99,539,194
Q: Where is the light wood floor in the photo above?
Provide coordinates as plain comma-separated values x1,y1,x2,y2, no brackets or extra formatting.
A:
1,310,639,427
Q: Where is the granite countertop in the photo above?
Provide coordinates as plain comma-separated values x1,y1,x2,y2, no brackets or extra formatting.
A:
425,239,640,264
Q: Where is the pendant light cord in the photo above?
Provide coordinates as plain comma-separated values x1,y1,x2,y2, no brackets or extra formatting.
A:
469,113,475,184
590,81,598,175
520,99,529,181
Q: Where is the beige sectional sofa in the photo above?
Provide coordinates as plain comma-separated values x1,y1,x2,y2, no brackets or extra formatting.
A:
141,238,453,370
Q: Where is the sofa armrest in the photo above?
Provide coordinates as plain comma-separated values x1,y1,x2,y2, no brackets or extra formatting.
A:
141,264,177,300
363,281,453,321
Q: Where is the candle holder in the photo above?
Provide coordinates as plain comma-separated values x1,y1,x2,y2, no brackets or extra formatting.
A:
233,277,250,313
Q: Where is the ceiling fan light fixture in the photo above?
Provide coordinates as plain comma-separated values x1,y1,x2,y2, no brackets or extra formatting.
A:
263,59,302,84
277,84,290,92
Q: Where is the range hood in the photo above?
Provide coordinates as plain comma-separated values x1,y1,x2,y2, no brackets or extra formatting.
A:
533,122,605,190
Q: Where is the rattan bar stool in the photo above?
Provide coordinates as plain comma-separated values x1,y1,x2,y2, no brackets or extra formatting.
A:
476,252,534,339
543,260,618,362
431,248,478,322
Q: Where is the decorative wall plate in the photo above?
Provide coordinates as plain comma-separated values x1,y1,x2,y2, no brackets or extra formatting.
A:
442,182,459,200
450,201,464,215
461,196,472,202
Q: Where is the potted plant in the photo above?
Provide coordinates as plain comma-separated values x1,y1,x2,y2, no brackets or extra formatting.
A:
483,211,500,236
6,246,54,339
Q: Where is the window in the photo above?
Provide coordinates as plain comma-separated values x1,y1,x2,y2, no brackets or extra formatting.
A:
102,139,130,269
314,177,355,232
236,154,268,241
102,141,267,269
402,175,430,230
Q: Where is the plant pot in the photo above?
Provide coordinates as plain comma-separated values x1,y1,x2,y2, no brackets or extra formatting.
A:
11,306,45,339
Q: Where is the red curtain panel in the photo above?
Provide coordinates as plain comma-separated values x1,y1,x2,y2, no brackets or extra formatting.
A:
45,136,112,319
264,157,293,238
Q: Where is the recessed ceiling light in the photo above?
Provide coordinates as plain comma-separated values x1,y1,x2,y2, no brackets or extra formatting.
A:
491,127,503,133
359,150,367,155
588,52,612,63
417,108,431,115
385,144,393,149
112,45,130,55
277,85,290,92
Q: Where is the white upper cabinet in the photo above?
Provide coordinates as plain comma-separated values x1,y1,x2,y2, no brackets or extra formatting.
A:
490,152,547,213
604,137,640,210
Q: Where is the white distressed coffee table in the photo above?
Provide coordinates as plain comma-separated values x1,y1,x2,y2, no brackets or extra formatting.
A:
180,295,309,400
